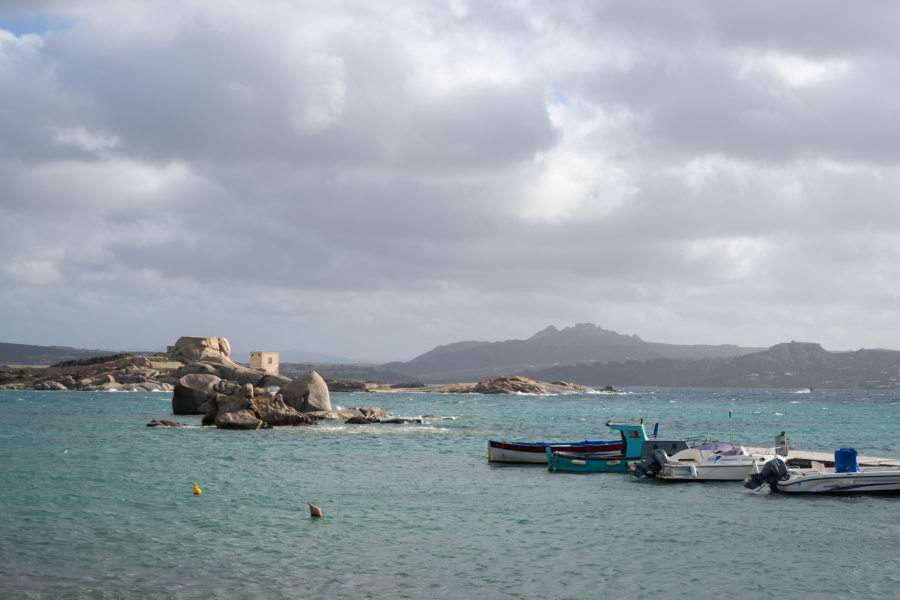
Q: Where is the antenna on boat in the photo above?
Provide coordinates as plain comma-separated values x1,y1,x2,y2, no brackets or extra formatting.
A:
729,409,734,444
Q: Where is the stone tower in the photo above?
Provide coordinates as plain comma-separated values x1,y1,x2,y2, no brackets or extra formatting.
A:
250,351,279,376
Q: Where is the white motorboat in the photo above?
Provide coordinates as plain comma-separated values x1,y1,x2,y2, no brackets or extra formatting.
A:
746,449,900,494
632,441,776,481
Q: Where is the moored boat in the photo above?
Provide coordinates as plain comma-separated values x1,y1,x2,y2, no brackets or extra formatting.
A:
547,422,683,473
631,441,775,481
488,422,658,464
745,448,900,494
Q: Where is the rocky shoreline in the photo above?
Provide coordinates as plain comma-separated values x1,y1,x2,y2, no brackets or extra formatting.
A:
1,336,611,429
364,376,611,395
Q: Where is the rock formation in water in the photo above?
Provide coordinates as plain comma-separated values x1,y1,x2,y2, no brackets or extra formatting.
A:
200,381,314,429
380,375,595,395
1,336,410,430
197,380,394,430
276,370,331,412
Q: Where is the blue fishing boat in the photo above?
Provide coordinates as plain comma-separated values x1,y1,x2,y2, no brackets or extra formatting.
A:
547,421,678,473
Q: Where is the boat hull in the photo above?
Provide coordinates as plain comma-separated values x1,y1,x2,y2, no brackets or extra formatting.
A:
656,453,774,481
547,449,639,473
776,467,900,494
488,440,622,464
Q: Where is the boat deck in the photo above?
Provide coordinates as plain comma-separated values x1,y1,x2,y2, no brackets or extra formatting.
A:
744,446,900,467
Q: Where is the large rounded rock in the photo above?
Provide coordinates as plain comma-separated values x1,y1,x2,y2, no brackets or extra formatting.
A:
213,363,268,386
113,366,160,384
216,410,268,429
173,361,269,387
90,373,116,387
258,373,291,388
170,336,233,365
172,373,222,414
173,362,219,377
249,387,313,426
473,375,545,394
276,371,331,413
35,380,68,390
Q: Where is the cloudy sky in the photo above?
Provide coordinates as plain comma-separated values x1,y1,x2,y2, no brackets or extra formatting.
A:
2,1,899,362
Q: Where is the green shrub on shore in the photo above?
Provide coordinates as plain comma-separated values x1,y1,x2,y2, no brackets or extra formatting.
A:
51,353,133,368
0,368,42,387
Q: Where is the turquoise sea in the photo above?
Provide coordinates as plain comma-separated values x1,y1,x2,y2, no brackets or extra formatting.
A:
1,388,898,599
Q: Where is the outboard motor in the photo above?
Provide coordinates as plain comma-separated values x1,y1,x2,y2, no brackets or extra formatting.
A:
744,458,788,491
631,448,669,478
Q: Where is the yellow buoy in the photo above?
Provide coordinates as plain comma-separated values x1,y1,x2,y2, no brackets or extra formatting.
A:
193,482,202,495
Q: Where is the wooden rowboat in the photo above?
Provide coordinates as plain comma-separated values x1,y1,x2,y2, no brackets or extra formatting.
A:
488,422,657,464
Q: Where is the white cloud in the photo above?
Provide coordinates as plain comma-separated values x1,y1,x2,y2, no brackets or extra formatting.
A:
736,51,850,87
52,126,120,153
1,1,900,359
287,53,346,134
3,258,62,286
517,98,637,223
680,235,778,282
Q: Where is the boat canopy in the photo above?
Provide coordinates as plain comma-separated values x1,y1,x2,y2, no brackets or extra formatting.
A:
696,441,746,455
834,448,860,473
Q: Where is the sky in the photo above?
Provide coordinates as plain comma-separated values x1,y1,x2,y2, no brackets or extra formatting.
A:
2,1,900,363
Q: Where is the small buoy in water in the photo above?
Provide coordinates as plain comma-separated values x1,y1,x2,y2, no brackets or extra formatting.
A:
308,502,323,517
193,482,202,495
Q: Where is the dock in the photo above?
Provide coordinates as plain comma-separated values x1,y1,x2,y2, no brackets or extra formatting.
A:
744,446,900,468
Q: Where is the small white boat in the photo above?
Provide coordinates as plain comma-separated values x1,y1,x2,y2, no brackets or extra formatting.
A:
746,448,900,494
632,442,775,481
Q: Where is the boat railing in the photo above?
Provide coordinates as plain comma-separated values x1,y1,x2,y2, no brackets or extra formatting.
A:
684,436,713,447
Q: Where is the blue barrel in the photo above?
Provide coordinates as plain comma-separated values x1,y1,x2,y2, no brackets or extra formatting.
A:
834,448,860,473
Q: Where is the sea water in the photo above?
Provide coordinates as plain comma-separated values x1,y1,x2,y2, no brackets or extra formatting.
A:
1,388,898,600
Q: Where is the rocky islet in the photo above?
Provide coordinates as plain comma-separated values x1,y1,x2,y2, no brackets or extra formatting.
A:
3,335,604,429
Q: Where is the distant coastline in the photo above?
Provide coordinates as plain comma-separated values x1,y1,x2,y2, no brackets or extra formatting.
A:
5,324,900,390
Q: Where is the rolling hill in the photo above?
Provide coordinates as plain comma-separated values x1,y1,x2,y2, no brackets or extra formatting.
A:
0,343,114,366
523,341,900,389
383,323,762,383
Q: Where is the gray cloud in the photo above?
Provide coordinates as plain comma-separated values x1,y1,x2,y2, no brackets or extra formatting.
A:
2,1,900,362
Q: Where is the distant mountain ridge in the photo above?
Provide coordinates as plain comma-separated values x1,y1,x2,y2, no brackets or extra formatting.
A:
523,341,900,389
383,323,763,383
9,330,900,389
0,342,114,366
